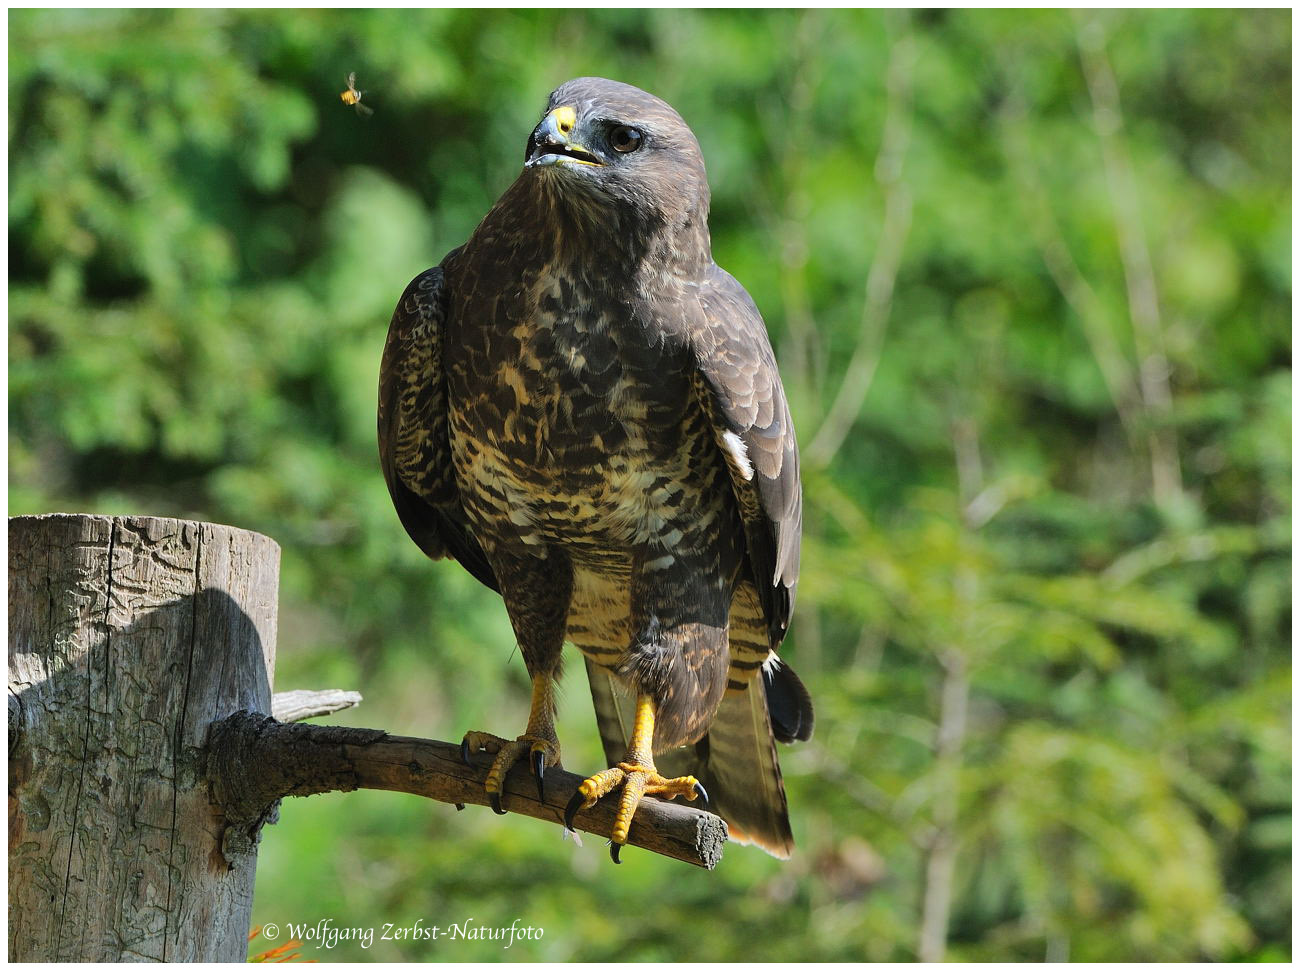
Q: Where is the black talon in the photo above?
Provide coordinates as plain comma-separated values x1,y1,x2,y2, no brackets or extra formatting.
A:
693,781,709,805
532,749,548,801
460,739,472,765
454,803,465,811
490,792,506,815
564,790,585,831
609,841,622,864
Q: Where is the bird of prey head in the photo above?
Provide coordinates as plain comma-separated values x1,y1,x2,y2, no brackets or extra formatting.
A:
521,77,710,239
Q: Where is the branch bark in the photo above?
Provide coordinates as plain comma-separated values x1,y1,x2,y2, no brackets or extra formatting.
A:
206,711,728,870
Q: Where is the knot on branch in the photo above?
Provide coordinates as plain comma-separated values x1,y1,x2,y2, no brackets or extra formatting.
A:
207,710,389,858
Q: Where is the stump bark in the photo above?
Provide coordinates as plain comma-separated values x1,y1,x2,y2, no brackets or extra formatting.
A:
8,514,279,962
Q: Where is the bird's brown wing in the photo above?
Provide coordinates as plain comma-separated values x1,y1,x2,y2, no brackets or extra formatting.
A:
688,268,813,742
378,263,498,591
583,264,812,859
690,264,802,647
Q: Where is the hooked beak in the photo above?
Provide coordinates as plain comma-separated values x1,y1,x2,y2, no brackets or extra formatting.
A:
525,106,604,168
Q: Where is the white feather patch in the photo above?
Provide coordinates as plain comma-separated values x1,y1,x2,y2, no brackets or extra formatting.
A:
722,430,754,481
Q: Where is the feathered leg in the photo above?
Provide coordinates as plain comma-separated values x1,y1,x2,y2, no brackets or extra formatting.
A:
461,550,572,811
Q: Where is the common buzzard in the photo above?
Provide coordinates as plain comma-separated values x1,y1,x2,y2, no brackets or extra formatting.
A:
379,77,812,861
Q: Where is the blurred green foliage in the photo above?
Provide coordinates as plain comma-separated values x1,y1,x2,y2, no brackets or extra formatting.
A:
8,8,1290,962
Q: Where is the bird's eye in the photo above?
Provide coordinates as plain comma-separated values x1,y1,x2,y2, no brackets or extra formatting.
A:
610,126,643,153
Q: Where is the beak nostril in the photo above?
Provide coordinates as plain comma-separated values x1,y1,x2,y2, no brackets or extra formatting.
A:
551,105,578,136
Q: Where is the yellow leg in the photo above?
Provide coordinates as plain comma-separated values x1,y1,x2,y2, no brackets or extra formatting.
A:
563,694,707,862
461,674,561,812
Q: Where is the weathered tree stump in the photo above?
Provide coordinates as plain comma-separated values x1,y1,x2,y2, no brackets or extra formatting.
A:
9,513,727,960
8,514,279,962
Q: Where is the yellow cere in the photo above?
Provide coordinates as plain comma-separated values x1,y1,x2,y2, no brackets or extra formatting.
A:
550,105,577,134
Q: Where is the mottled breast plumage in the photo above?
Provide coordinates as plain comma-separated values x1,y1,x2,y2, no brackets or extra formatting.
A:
442,238,732,566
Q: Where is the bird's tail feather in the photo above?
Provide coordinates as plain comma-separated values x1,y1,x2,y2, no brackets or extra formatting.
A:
585,657,636,767
583,657,796,859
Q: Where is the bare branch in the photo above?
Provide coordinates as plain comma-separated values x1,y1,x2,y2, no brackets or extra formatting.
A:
917,648,970,963
271,688,363,723
917,422,982,962
1075,12,1184,509
206,711,727,870
806,24,915,469
754,11,830,389
997,91,1145,445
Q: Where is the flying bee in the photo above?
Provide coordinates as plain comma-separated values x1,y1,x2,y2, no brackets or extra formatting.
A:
340,72,374,117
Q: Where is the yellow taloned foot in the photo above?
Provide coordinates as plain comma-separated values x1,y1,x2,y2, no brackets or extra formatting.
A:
562,693,709,862
563,761,707,863
461,731,560,812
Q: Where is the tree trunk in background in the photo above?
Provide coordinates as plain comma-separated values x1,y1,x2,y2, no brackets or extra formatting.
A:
8,514,279,962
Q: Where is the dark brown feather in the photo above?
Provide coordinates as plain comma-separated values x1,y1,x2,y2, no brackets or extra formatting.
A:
690,264,802,646
377,264,498,591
